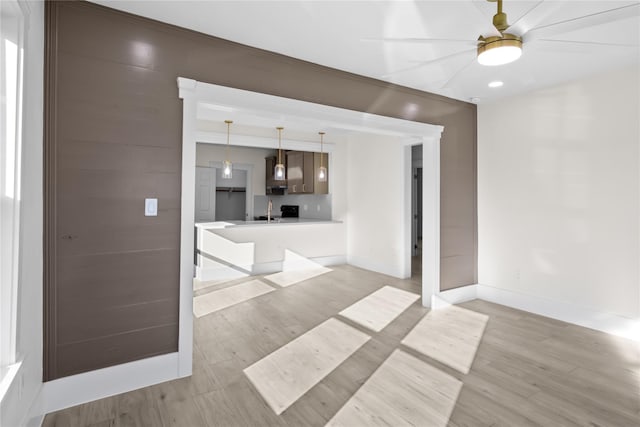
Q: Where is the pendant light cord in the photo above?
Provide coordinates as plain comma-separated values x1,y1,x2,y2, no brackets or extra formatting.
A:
277,127,283,163
319,132,325,168
225,120,232,160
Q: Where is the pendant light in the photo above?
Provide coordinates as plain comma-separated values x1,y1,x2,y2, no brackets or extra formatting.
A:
318,132,327,182
222,120,233,179
274,127,285,181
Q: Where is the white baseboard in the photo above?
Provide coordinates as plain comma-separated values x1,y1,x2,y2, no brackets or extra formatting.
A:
250,261,282,275
307,255,347,268
346,256,405,279
476,283,639,342
432,284,478,309
196,265,249,282
197,255,347,278
42,352,182,414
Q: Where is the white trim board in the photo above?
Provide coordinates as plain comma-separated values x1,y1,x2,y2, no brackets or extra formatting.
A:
435,284,639,342
41,353,181,414
196,130,337,153
24,387,44,427
196,255,347,280
432,284,478,309
251,255,347,276
476,284,639,342
192,81,443,138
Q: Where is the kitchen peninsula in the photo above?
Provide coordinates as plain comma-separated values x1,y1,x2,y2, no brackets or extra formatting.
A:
195,219,345,281
193,123,347,282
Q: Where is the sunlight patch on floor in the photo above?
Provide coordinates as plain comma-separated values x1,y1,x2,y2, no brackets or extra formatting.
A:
193,279,275,317
339,285,420,332
402,304,489,374
243,318,370,415
326,349,462,427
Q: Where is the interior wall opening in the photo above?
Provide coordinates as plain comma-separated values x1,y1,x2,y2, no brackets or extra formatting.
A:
411,144,423,281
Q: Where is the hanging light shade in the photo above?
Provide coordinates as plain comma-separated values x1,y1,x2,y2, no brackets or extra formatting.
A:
318,131,327,182
274,127,285,181
222,120,233,179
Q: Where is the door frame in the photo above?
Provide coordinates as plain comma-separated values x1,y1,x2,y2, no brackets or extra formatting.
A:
206,161,254,221
178,77,443,377
411,165,419,258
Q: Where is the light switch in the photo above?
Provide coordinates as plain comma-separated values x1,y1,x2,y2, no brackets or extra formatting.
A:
145,198,158,216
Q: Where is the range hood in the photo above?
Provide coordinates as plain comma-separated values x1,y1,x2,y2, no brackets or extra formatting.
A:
266,185,286,195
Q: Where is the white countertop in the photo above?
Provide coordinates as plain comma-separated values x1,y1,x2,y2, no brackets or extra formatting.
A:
196,218,341,229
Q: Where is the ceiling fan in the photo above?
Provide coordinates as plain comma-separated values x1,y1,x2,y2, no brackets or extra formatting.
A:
372,0,639,81
477,0,524,66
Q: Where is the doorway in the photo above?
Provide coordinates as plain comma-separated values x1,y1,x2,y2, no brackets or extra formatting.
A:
411,145,423,279
215,169,247,221
178,77,443,377
196,166,248,222
194,161,254,223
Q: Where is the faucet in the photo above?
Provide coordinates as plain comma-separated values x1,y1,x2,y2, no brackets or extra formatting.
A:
267,199,273,223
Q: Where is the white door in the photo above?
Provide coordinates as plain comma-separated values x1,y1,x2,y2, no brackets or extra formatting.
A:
195,167,216,222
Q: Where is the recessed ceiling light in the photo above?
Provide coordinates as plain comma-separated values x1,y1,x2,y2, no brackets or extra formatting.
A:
488,81,504,88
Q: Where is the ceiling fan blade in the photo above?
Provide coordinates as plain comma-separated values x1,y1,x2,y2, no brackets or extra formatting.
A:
440,56,476,89
505,0,545,36
361,37,476,45
469,0,502,38
527,38,640,55
470,0,493,20
535,39,639,48
382,49,476,78
524,3,640,43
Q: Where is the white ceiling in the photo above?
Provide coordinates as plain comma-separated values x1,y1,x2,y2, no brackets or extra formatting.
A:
90,0,640,103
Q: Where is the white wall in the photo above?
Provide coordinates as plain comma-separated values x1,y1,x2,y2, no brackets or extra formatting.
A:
478,65,640,320
331,137,349,222
0,1,45,426
346,133,410,278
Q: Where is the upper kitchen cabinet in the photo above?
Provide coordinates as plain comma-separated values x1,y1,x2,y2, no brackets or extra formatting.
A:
287,151,328,194
287,151,312,194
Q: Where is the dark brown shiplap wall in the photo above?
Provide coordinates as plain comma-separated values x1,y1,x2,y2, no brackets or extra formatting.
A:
44,0,477,380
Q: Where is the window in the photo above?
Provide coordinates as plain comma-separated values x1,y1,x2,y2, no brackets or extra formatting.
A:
0,0,24,393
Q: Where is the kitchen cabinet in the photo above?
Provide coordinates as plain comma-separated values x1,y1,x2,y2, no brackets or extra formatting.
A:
286,151,328,194
287,151,311,194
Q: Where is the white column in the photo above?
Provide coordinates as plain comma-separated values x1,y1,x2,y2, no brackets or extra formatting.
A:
177,77,197,377
422,136,440,308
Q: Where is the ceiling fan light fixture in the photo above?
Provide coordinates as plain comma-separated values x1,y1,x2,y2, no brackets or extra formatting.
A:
477,34,522,66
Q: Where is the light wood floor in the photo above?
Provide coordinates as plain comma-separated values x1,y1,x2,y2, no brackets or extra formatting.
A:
43,264,640,427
